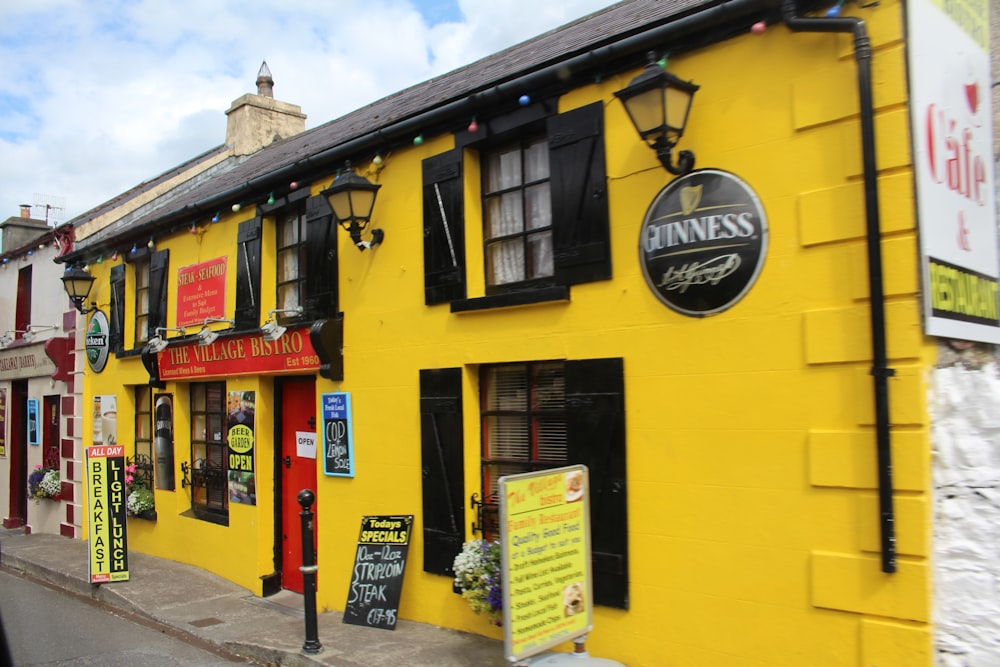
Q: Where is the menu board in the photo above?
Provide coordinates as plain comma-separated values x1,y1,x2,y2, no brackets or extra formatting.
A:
322,392,354,477
500,465,592,661
343,515,413,630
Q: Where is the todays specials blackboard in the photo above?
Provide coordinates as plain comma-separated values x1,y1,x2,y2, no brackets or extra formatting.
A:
343,515,413,630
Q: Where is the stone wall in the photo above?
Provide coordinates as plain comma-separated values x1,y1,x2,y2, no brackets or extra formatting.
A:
932,348,1000,665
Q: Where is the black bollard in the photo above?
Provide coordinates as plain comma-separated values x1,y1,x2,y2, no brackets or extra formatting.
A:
298,489,322,654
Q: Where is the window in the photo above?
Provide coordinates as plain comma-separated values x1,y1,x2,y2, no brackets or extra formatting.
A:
419,358,629,608
190,382,228,522
133,387,155,490
480,361,566,535
483,138,553,289
134,256,150,344
133,249,169,347
421,101,610,309
15,266,31,339
242,192,339,329
276,205,307,311
109,265,125,353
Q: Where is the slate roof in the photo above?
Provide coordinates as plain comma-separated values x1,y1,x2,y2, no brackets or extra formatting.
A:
66,0,819,258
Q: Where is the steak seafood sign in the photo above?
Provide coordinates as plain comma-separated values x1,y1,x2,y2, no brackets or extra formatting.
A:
640,169,768,316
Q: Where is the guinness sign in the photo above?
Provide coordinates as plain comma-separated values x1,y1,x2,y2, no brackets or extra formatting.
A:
640,169,768,316
86,311,110,373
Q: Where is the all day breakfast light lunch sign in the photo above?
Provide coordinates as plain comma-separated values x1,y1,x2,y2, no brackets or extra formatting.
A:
500,465,592,662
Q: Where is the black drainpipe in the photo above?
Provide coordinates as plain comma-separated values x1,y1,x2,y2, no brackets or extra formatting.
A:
782,0,896,573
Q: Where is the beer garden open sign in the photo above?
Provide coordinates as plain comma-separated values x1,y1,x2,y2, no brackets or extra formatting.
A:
640,169,768,316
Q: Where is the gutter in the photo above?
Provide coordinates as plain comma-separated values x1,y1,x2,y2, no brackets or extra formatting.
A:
63,0,823,263
782,0,897,574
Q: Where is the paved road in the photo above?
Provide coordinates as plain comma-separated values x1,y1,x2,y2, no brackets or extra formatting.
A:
0,567,259,666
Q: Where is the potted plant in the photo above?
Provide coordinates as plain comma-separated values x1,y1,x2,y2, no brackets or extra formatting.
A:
27,465,61,502
453,539,503,626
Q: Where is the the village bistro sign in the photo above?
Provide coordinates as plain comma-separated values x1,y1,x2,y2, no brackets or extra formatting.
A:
640,169,768,316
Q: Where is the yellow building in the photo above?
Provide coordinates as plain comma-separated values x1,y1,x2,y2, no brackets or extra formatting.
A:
55,0,999,664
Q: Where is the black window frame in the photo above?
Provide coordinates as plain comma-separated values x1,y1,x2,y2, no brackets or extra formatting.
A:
421,101,610,312
419,357,628,609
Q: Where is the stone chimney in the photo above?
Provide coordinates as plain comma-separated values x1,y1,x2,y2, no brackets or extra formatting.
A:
225,61,306,156
1,211,49,254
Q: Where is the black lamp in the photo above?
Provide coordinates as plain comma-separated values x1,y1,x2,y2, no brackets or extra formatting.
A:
61,265,97,314
614,52,699,175
321,162,384,251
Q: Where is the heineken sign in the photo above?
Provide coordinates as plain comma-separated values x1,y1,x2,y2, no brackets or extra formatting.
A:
86,311,110,373
640,169,768,316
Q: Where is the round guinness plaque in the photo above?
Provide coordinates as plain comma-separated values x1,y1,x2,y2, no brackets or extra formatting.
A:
639,169,768,316
85,310,110,373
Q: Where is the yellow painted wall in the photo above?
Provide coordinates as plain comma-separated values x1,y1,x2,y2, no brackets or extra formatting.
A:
80,2,936,665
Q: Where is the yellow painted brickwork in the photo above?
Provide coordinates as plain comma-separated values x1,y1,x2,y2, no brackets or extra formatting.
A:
80,1,937,665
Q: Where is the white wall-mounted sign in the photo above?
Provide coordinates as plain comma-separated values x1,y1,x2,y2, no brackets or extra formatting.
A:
909,0,998,342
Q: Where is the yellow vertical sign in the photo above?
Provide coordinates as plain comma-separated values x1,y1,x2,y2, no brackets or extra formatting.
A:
87,445,130,583
500,465,592,661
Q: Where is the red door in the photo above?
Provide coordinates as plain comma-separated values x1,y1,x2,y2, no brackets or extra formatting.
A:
279,378,317,593
4,381,28,529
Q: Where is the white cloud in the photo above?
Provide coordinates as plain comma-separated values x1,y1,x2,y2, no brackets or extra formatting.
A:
0,0,616,222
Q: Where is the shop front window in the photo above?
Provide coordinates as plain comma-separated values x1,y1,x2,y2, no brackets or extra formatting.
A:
134,387,155,488
190,382,228,522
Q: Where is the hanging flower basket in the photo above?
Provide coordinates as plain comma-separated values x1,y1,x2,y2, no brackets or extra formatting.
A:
453,539,503,626
125,459,157,520
28,466,61,502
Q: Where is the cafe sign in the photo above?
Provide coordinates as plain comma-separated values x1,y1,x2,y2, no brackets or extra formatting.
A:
640,169,768,316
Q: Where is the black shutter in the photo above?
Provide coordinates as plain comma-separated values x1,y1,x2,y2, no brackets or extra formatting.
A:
109,264,125,353
565,357,628,609
420,368,465,576
422,150,466,305
304,195,339,319
548,102,611,286
234,216,262,330
147,249,169,340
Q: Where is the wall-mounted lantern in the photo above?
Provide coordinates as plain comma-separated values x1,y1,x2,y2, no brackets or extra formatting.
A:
614,52,700,175
321,163,384,251
61,265,98,314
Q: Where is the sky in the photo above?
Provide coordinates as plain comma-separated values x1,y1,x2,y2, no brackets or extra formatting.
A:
0,0,618,224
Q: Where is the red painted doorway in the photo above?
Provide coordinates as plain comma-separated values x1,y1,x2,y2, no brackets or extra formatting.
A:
3,381,27,529
278,377,317,593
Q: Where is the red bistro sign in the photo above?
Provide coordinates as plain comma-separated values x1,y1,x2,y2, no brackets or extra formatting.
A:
157,328,320,380
176,257,227,327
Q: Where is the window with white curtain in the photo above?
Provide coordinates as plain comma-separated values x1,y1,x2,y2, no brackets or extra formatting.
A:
276,205,306,311
483,137,554,288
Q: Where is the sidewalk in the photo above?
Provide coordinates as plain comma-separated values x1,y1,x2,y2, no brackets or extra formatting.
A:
0,529,509,667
